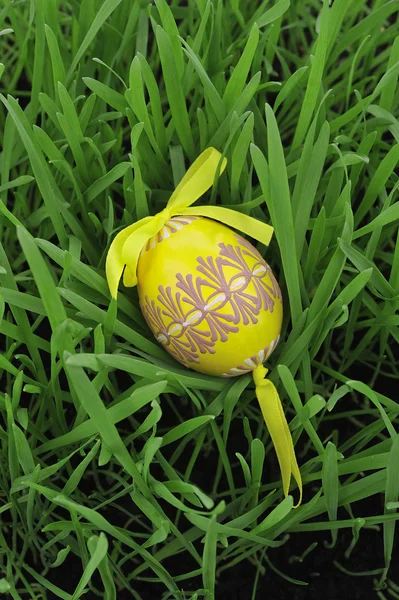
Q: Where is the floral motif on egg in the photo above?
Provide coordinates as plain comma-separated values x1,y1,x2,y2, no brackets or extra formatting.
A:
140,232,282,367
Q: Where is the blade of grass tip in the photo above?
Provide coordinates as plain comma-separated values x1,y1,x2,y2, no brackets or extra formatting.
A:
28,0,45,119
346,380,397,440
34,239,113,304
303,207,326,283
54,492,180,594
23,566,72,600
155,0,185,81
137,53,168,155
254,106,302,325
161,416,215,447
250,438,265,509
222,375,252,443
383,434,399,583
169,144,186,188
155,26,195,159
331,0,399,64
135,7,148,56
83,77,127,115
92,57,128,88
292,90,331,213
274,66,308,112
182,0,211,93
293,121,330,258
292,0,330,148
278,365,325,457
0,244,47,383
0,112,16,217
330,60,399,134
353,202,399,240
71,533,108,600
79,93,97,133
222,24,259,112
16,228,68,332
200,0,220,73
44,24,66,94
84,162,131,204
0,175,34,194
112,2,140,64
345,35,371,110
354,144,399,226
306,192,353,324
36,381,167,454
58,290,168,359
380,35,399,112
5,395,19,483
236,453,252,490
127,56,159,151
231,112,254,203
390,222,399,291
202,515,218,600
0,94,67,247
350,131,377,192
97,556,117,600
130,154,149,220
64,355,154,500
367,105,399,143
49,547,71,569
66,0,123,83
255,0,290,29
339,239,395,299
252,495,294,534
310,269,373,359
322,442,339,548
38,91,62,128
57,83,88,179
180,39,225,125
325,0,351,57
210,419,237,502
12,424,35,475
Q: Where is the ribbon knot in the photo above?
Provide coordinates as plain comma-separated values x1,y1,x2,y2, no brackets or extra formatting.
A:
158,207,172,224
106,147,274,299
253,365,269,386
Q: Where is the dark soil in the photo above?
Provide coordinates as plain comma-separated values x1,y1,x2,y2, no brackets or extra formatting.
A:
52,509,398,599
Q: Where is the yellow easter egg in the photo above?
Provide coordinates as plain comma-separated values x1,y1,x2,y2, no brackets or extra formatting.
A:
137,216,283,377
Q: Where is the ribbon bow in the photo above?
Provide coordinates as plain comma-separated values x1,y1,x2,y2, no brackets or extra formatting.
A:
106,147,273,299
105,146,302,505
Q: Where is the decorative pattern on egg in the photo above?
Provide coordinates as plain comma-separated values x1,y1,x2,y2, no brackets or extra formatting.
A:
137,217,283,377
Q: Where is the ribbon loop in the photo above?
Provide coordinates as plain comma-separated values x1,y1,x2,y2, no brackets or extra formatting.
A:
167,147,227,211
253,364,302,507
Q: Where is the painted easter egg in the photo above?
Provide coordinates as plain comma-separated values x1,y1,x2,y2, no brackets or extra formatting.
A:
137,216,283,377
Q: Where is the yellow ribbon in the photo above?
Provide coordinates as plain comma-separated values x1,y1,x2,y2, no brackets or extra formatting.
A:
253,365,302,506
105,147,274,299
105,146,302,505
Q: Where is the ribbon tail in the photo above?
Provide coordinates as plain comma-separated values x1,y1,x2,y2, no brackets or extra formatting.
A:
276,391,303,507
106,217,153,299
253,368,302,506
180,205,274,246
167,147,227,211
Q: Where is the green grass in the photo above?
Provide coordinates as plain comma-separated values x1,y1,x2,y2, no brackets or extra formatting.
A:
1,0,399,598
